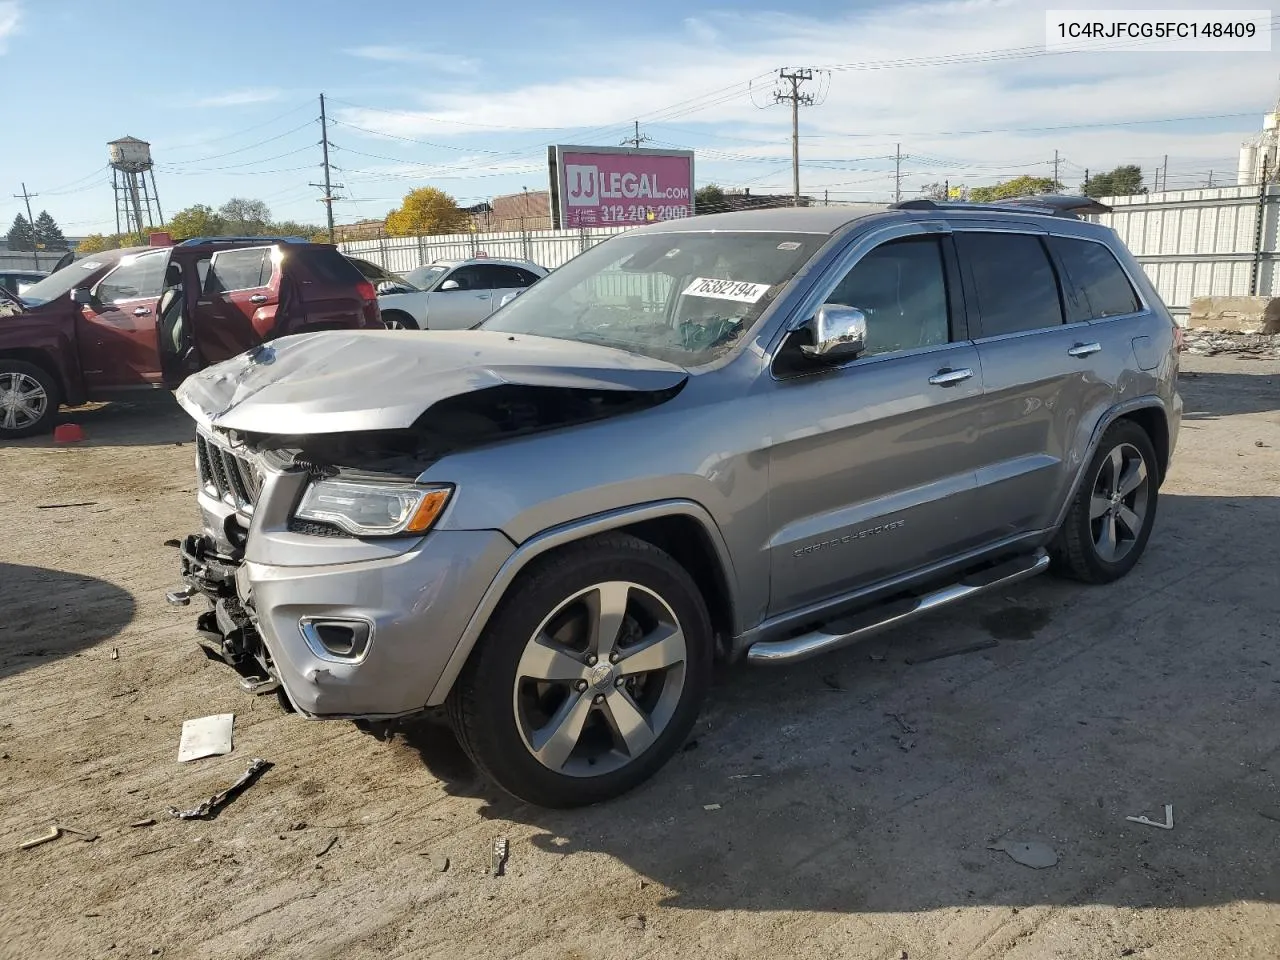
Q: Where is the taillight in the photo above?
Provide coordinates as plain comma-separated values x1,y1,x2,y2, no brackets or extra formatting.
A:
356,279,377,302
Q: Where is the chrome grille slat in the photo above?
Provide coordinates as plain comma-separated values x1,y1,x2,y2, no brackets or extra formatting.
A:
196,432,262,515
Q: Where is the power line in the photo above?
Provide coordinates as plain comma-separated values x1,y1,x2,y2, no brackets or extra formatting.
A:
163,119,318,166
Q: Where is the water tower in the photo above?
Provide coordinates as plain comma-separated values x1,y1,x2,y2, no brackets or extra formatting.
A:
108,136,164,236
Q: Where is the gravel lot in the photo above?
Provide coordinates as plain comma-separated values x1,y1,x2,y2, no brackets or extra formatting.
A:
1,354,1278,960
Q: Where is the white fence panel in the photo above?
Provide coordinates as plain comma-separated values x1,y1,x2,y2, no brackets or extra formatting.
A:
339,225,632,274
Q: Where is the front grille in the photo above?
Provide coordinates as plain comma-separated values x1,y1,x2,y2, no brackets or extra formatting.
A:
197,434,264,515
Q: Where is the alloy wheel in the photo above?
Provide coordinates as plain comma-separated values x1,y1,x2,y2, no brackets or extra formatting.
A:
1089,441,1150,563
512,581,687,777
0,371,48,432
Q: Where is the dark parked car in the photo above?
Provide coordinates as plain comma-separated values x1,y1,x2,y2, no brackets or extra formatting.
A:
0,238,383,439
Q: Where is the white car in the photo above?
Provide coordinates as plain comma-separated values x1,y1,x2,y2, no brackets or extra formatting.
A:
346,256,547,330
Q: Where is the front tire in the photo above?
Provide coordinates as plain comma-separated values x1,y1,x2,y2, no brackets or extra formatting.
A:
448,533,712,807
0,359,59,439
1051,419,1158,583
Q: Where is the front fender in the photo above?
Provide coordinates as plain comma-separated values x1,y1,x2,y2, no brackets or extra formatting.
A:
424,498,737,706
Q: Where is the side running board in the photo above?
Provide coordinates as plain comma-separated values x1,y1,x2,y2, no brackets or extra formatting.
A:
745,550,1050,665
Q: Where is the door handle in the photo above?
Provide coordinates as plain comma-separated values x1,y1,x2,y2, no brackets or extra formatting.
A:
928,367,974,387
132,306,151,316
476,293,492,300
1067,341,1102,357
249,294,269,304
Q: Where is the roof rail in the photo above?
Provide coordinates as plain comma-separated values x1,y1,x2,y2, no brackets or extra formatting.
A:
176,235,309,246
890,195,1112,218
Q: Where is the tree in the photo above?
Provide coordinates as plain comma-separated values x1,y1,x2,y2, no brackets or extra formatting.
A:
270,219,324,240
168,204,225,240
968,175,1062,203
218,197,272,234
76,233,111,254
1084,164,1145,199
33,211,68,250
7,214,34,252
385,187,469,236
695,184,726,212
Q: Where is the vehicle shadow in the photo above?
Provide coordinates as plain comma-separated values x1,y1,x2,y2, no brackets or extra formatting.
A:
9,395,193,449
388,491,1280,912
0,562,135,681
1179,368,1280,419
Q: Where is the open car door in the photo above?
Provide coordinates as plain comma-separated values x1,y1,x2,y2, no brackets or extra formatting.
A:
192,246,281,365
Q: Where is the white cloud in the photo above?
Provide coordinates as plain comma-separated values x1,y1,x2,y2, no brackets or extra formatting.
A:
197,88,281,107
334,0,1273,199
345,45,478,74
0,1,20,54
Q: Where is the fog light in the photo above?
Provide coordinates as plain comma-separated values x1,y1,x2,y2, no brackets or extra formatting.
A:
299,617,373,662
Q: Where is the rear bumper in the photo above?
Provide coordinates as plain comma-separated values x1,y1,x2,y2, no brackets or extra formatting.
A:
179,526,513,719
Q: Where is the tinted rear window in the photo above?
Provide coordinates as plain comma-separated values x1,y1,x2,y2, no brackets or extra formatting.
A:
303,248,366,285
206,248,270,293
1048,236,1141,320
957,232,1064,337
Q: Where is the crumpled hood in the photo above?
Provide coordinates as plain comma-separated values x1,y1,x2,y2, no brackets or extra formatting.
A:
176,330,689,435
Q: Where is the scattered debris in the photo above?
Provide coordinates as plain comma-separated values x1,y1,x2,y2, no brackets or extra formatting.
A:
868,653,886,662
53,423,86,443
822,674,844,691
163,538,181,548
702,803,722,811
1126,804,1174,831
906,639,999,665
130,818,156,829
111,648,119,661
490,836,509,877
891,735,916,752
290,821,307,831
728,774,764,780
1256,440,1268,447
36,500,97,509
1180,329,1280,359
130,845,175,859
681,739,699,752
988,839,1059,869
167,758,271,820
177,713,234,763
315,835,339,858
885,712,917,735
628,914,647,931
424,852,449,873
19,823,98,850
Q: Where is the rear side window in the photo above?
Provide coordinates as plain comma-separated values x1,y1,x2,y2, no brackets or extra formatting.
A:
97,253,169,302
487,265,539,288
206,248,270,293
303,247,367,285
1048,236,1141,320
957,232,1063,337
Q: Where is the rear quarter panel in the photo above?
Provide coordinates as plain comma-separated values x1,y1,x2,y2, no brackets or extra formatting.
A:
0,302,84,404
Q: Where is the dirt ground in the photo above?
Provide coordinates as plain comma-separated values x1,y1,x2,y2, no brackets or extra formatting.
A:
1,355,1278,960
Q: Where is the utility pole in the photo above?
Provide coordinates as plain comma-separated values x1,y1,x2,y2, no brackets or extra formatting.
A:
12,183,39,270
620,121,651,149
774,68,815,206
894,143,902,203
1083,168,1089,196
1207,169,1215,188
1053,150,1060,189
1160,154,1169,194
310,93,343,244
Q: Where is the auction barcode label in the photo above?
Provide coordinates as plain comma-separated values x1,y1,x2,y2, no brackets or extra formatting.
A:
1045,10,1271,51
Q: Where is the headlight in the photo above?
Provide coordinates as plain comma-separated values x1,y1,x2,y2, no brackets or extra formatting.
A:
295,480,452,537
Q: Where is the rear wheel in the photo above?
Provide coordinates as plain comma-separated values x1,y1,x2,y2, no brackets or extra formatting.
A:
380,311,419,330
0,360,59,439
448,533,712,807
1051,419,1158,583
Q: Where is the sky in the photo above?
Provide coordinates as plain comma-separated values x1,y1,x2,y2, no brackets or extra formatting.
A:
0,0,1276,236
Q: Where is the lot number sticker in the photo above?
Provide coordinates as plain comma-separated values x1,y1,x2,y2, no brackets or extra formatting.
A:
682,277,771,303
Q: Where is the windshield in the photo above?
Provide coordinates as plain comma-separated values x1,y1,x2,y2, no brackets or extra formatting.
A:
479,231,825,364
349,257,420,290
18,257,116,306
406,264,450,289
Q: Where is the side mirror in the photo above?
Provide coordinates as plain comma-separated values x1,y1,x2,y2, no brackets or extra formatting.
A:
439,279,461,291
498,290,522,308
798,304,867,362
71,287,94,306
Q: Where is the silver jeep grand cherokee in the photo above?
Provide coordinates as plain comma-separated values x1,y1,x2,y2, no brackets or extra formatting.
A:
173,198,1181,807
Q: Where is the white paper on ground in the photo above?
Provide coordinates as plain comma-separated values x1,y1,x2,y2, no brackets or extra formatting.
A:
178,713,235,762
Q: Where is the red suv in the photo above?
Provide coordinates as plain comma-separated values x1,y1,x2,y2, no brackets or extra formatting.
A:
0,237,383,439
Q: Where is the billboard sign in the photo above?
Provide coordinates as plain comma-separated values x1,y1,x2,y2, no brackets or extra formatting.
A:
549,145,695,228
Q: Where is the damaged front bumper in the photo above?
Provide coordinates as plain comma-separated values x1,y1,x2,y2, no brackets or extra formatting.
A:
175,502,514,720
